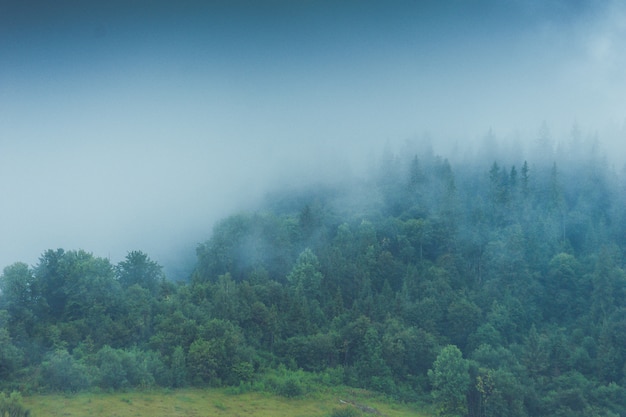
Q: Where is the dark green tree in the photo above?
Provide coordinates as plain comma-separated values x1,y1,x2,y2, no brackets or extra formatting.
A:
171,345,188,388
0,311,22,380
116,251,164,296
0,263,37,342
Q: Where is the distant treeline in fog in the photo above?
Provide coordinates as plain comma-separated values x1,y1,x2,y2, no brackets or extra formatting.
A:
2,136,626,416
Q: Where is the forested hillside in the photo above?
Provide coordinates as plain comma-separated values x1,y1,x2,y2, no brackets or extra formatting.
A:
2,136,626,417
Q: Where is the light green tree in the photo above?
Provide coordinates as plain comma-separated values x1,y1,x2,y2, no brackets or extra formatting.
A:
287,248,323,300
428,344,470,416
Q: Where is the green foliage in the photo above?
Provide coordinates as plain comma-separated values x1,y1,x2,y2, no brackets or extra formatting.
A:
193,212,299,284
355,326,395,394
93,346,163,390
428,345,470,416
0,311,23,381
171,346,188,388
0,391,30,417
276,333,339,372
116,250,164,296
445,297,482,349
41,349,93,392
0,264,37,342
232,361,254,383
287,248,323,300
474,367,526,417
260,367,310,398
2,143,626,416
277,377,304,398
187,339,218,385
95,346,129,390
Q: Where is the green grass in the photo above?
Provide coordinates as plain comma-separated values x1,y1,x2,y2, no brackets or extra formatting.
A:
22,387,432,417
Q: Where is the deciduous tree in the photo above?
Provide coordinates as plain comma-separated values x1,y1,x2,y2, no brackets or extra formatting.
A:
428,345,471,416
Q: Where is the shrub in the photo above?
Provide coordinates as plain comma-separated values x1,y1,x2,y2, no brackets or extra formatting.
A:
95,346,128,390
121,349,155,388
232,361,254,383
0,391,31,417
40,349,93,392
93,346,167,390
277,377,304,398
319,366,345,387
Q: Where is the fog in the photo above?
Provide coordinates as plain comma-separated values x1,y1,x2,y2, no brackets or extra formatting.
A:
1,0,625,277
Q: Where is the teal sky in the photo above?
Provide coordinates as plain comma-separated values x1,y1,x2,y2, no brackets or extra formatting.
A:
1,0,625,274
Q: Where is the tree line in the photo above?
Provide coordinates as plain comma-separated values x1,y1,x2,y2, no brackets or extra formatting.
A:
2,135,626,416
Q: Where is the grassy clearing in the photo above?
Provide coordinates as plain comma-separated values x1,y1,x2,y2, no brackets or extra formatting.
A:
22,387,432,417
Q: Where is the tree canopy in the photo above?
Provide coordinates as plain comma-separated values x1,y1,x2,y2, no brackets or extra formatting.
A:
1,135,626,416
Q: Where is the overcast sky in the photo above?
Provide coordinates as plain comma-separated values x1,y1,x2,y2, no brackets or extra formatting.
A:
1,0,625,275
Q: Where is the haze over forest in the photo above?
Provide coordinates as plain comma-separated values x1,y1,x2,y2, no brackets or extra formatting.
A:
1,0,625,275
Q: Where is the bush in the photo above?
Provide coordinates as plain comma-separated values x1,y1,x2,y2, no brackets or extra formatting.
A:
0,391,31,417
260,366,313,397
318,366,345,387
40,349,93,392
95,346,128,390
277,377,304,398
93,346,166,390
142,350,170,387
232,361,254,383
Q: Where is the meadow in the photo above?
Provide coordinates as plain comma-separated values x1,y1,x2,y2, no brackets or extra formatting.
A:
22,387,431,417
